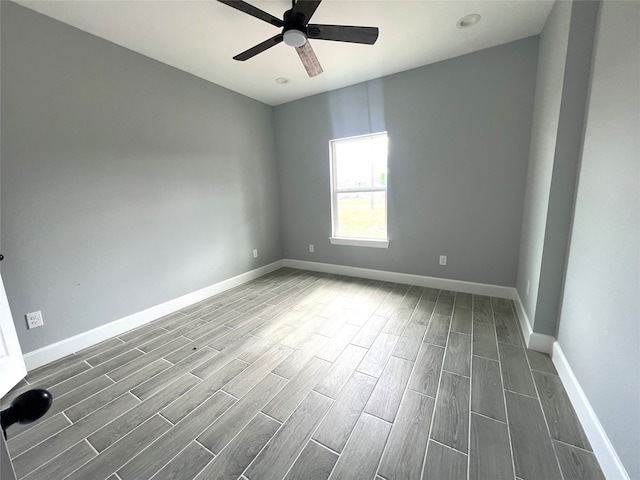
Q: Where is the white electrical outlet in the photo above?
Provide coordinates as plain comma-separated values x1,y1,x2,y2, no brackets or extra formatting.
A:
26,311,44,329
439,255,447,266
252,249,258,258
309,244,314,253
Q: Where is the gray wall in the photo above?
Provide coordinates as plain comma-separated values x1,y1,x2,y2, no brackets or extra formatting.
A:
516,0,570,329
556,1,640,476
0,2,281,353
275,38,538,287
516,0,599,335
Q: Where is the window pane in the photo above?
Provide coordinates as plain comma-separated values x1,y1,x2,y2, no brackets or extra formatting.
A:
335,135,388,189
335,142,373,189
336,192,386,238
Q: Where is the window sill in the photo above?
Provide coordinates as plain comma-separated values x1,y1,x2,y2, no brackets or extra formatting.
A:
329,237,389,249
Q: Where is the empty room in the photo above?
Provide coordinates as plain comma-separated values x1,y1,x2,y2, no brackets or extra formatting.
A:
0,0,638,479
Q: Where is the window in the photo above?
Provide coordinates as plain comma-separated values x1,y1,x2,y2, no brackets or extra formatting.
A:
329,132,389,248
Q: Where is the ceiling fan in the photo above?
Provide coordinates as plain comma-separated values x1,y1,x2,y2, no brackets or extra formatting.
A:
218,0,379,77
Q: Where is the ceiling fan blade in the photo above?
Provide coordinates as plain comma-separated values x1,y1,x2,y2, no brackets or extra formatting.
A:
291,0,322,24
218,0,284,27
295,41,323,77
307,24,379,45
234,34,283,61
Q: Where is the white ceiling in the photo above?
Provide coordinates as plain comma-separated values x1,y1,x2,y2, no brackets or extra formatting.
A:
16,0,553,106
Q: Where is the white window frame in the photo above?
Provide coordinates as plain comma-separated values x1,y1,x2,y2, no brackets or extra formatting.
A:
329,132,389,248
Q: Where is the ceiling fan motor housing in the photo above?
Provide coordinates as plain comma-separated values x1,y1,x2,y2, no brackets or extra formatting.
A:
282,8,308,46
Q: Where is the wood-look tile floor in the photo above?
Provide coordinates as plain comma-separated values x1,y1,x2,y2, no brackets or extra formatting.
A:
2,268,606,480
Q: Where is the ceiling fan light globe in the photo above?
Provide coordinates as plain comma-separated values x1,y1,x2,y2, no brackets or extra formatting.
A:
284,29,307,47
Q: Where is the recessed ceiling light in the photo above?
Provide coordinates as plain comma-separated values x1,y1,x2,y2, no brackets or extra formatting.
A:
275,77,290,84
457,14,481,29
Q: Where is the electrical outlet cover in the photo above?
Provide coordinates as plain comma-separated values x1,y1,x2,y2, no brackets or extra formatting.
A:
26,311,44,329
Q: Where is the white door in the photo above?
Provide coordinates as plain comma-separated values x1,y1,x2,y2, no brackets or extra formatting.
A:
0,273,27,398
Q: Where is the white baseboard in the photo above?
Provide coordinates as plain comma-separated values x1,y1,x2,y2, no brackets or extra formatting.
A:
288,260,558,356
26,258,512,370
23,261,284,371
552,342,629,480
503,289,627,477
22,260,555,367
283,259,515,299
21,257,627,478
527,332,555,354
512,289,555,355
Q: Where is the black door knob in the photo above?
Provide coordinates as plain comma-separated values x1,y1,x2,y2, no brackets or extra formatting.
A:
1,389,53,440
